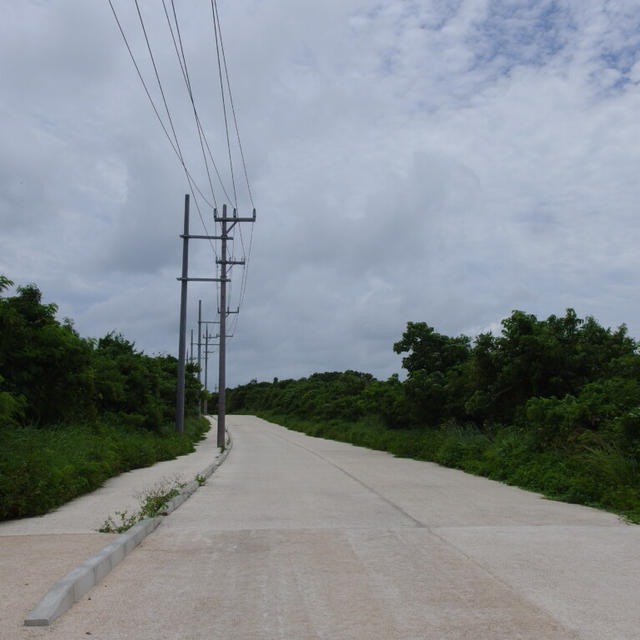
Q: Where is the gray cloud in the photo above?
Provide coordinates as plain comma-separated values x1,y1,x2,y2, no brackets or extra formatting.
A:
2,1,640,388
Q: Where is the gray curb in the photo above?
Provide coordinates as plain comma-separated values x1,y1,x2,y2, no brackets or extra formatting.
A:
24,429,233,627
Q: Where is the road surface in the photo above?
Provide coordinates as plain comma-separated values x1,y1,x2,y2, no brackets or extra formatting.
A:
19,415,640,639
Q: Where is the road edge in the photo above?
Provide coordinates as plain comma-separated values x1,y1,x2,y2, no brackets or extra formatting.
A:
24,428,233,627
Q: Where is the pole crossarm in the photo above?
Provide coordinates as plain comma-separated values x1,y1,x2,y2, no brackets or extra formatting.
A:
214,207,256,223
176,277,230,282
216,259,245,265
180,234,232,240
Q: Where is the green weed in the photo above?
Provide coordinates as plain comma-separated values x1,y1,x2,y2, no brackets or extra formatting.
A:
98,475,186,533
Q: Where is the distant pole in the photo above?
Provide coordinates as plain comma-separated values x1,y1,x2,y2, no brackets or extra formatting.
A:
217,205,228,448
197,299,202,415
204,326,210,414
190,329,194,364
176,194,190,433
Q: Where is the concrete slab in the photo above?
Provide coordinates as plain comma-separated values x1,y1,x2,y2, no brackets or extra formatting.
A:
0,534,116,639
0,417,223,536
262,422,622,528
0,417,227,636
6,416,638,639
434,524,640,640
30,527,580,640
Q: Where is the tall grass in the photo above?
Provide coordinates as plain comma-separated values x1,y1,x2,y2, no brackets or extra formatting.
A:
0,416,208,520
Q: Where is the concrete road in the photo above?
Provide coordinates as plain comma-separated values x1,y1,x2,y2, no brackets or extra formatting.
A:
0,417,223,637
19,416,640,639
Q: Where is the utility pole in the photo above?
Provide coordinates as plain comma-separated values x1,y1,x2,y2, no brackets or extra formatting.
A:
195,301,220,416
214,204,255,448
200,325,219,415
177,199,254,438
218,212,227,448
176,195,190,433
197,299,203,414
175,198,228,433
203,326,210,414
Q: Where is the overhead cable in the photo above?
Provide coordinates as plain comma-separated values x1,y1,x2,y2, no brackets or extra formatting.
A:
106,0,214,213
213,0,255,209
210,0,238,210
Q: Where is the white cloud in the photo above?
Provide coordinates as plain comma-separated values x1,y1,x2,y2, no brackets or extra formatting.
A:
2,1,640,387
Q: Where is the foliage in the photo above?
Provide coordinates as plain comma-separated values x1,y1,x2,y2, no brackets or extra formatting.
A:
463,310,635,426
227,307,640,522
0,283,95,424
0,417,208,520
226,371,379,423
0,278,203,431
98,475,186,533
0,276,208,520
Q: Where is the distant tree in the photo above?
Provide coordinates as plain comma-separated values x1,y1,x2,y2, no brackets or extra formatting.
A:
393,322,471,425
393,322,471,377
0,276,13,293
465,309,637,426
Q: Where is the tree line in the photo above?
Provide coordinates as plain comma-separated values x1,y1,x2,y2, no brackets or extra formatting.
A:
0,276,206,520
0,275,201,430
226,308,640,521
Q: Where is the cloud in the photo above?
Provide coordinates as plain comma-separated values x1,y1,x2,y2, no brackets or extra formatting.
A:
2,1,640,388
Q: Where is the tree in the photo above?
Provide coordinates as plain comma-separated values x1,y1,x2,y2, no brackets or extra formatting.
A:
0,283,94,424
465,309,638,426
393,322,471,425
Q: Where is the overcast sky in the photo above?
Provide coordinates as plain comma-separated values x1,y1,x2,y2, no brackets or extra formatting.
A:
2,1,640,388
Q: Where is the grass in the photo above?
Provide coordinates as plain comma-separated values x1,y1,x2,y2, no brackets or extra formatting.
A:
98,475,186,533
0,416,209,521
257,411,640,523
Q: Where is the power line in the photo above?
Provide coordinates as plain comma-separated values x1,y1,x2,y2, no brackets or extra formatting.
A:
164,0,236,209
107,0,218,246
161,0,224,264
108,0,256,368
210,0,256,334
213,0,255,210
133,0,186,179
162,0,218,208
210,0,238,210
106,1,209,206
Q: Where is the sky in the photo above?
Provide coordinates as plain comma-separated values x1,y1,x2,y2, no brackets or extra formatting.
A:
2,0,640,389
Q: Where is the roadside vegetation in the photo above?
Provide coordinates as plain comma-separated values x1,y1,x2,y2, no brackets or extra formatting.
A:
227,309,640,522
98,474,186,533
0,276,207,520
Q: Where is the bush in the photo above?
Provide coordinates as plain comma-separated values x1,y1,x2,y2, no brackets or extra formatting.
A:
0,417,208,520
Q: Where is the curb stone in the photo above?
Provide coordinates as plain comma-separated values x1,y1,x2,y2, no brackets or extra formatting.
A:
24,429,233,627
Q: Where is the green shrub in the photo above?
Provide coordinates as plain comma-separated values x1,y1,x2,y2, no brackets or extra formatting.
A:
0,417,208,520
